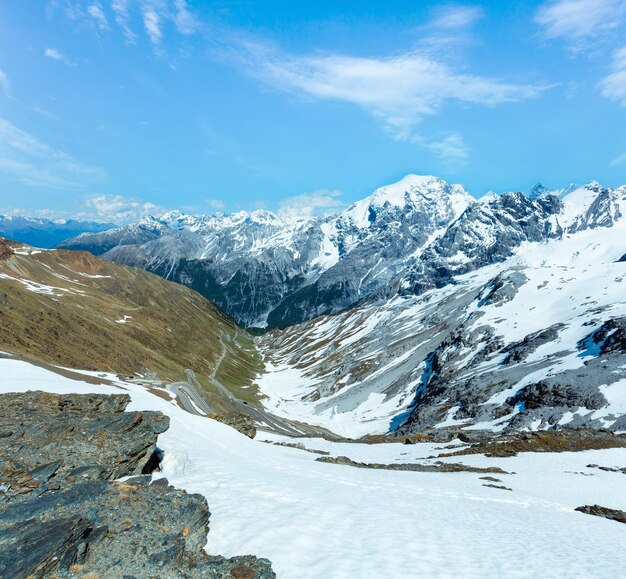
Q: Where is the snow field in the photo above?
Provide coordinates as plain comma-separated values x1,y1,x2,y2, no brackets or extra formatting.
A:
1,358,626,578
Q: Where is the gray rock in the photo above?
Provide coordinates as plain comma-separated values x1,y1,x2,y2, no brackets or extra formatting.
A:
0,391,275,578
575,504,626,524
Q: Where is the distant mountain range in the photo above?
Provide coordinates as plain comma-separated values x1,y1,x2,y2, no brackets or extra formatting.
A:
58,175,625,330
0,215,114,248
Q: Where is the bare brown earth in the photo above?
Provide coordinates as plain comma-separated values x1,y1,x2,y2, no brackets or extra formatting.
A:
436,429,626,458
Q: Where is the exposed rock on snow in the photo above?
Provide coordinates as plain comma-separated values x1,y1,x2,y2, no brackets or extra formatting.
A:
575,504,626,524
316,455,507,474
256,215,626,437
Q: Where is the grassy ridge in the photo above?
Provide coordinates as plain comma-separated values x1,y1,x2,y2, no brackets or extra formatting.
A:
0,237,262,385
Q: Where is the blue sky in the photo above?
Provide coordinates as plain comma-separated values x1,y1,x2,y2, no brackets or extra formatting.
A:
0,0,625,222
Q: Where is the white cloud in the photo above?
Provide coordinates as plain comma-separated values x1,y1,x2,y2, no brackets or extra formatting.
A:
44,48,75,65
278,189,344,219
173,0,198,35
87,2,110,30
422,133,470,168
45,48,63,60
0,117,107,189
535,0,626,47
205,198,225,210
231,41,543,159
600,46,626,105
610,151,626,167
142,6,162,46
428,5,484,29
80,194,164,223
32,106,57,120
111,0,136,42
1,207,68,220
0,70,11,98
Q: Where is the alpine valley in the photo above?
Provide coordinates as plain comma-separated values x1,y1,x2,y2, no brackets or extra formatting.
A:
3,174,626,578
54,174,626,437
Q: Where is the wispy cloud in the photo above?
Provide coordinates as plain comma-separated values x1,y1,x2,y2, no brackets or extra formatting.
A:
227,41,543,164
0,117,107,189
610,151,626,167
278,188,344,218
87,2,110,30
173,0,198,35
422,133,470,168
142,5,163,46
52,1,199,50
0,70,12,99
535,0,626,49
600,46,626,105
44,48,75,65
428,5,484,30
205,198,225,210
111,0,136,42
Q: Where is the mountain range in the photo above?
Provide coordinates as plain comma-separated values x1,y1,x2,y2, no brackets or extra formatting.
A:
5,174,626,438
60,175,623,329
0,215,114,248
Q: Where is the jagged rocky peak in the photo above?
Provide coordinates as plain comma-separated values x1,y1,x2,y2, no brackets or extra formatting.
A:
529,183,548,200
339,174,473,229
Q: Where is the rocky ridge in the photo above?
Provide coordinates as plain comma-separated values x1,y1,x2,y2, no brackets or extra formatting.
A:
256,214,626,437
0,391,275,578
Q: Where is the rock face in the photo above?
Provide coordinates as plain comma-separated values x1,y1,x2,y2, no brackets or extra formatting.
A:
0,391,275,578
256,212,626,437
57,175,475,328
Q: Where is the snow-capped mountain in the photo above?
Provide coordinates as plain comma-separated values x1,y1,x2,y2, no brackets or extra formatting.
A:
59,175,475,327
256,206,626,437
58,176,626,330
0,215,113,248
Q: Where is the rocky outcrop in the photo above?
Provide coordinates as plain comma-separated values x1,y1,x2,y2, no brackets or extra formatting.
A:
438,429,626,458
501,324,564,365
505,381,607,411
575,505,626,524
316,455,507,474
0,391,275,578
0,391,169,482
578,317,626,355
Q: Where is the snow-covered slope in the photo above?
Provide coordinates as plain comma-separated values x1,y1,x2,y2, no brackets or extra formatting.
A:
257,206,626,437
3,358,626,578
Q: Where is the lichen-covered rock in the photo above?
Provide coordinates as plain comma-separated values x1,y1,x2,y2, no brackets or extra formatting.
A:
0,391,275,578
0,391,169,484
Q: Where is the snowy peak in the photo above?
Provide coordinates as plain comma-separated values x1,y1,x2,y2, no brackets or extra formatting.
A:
559,181,623,232
339,174,473,230
368,174,458,207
